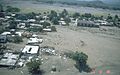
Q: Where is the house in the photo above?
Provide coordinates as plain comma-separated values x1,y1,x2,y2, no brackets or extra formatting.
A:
0,52,20,67
0,35,7,43
59,21,67,26
30,23,43,27
27,34,43,44
17,23,26,29
27,37,43,44
70,18,78,26
59,18,67,26
22,45,40,54
2,31,23,37
77,20,99,28
27,19,36,23
11,13,16,17
43,28,52,32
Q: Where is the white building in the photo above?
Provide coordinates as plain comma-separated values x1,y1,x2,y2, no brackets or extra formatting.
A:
28,34,43,44
22,45,40,54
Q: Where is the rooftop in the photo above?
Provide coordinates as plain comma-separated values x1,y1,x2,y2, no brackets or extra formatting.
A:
22,45,40,54
0,53,19,66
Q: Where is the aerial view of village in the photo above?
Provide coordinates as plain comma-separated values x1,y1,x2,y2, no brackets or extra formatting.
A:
0,0,120,75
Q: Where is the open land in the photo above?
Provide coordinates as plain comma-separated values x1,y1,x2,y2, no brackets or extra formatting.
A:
1,26,120,75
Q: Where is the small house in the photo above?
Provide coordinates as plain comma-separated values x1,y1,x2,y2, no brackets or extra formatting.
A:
22,45,40,54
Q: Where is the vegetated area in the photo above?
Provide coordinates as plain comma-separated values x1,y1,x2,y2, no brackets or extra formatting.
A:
0,0,120,75
34,0,120,10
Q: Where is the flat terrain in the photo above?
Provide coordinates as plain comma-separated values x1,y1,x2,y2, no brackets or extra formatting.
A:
40,26,120,75
0,26,120,75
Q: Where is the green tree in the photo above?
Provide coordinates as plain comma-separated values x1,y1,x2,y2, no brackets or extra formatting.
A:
41,21,51,28
9,21,17,29
6,6,20,12
114,15,119,21
82,13,92,18
13,36,23,43
0,4,4,12
71,51,91,72
26,12,36,19
0,27,5,34
64,17,71,25
107,14,113,22
26,59,42,74
73,12,80,19
49,10,58,21
51,26,57,32
62,9,68,17
51,17,59,25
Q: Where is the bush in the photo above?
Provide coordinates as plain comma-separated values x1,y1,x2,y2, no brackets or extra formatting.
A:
26,59,42,74
13,36,23,43
42,21,51,28
0,27,5,34
9,21,17,29
51,26,57,32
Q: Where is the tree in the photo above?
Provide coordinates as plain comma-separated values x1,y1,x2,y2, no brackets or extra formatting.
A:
51,26,57,32
41,21,51,28
6,6,20,12
0,27,5,34
26,12,36,19
107,14,113,22
49,10,58,21
114,15,119,21
0,4,4,12
64,17,71,25
51,17,59,25
73,12,80,19
13,36,23,43
9,21,17,29
26,59,42,74
16,14,27,20
62,9,68,17
82,13,92,18
70,51,91,72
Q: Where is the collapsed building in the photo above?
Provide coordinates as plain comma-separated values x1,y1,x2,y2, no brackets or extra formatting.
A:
0,52,20,67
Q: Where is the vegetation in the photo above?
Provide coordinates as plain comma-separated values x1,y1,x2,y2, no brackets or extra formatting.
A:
0,26,5,34
0,4,3,12
6,6,20,12
13,36,23,43
72,12,80,19
9,21,17,29
27,26,43,32
41,21,51,28
51,26,57,32
26,59,42,74
36,0,120,10
65,51,92,73
48,10,59,25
